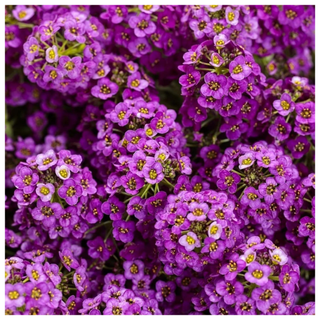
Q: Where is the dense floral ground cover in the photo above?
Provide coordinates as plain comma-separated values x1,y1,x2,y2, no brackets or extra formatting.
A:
5,5,315,315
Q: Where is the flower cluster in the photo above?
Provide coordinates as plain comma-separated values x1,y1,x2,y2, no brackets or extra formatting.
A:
258,76,315,159
179,38,265,139
182,5,315,77
10,149,98,240
5,4,315,316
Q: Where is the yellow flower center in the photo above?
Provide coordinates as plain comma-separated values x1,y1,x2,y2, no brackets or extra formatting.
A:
186,235,196,245
233,65,243,74
149,169,158,180
59,169,68,178
228,12,235,21
40,186,50,195
8,291,20,300
252,270,263,279
280,100,290,110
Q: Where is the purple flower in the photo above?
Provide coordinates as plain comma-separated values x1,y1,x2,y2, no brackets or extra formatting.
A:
256,151,277,168
36,183,55,202
59,249,80,271
279,265,299,293
113,220,135,243
73,168,97,196
143,159,164,184
13,5,35,21
57,150,82,173
88,236,110,260
47,283,63,309
229,55,252,81
189,15,211,39
240,187,261,209
58,179,82,205
287,136,310,159
127,196,146,219
43,65,64,83
210,52,224,68
201,73,227,99
207,221,225,240
127,72,148,91
103,298,129,315
235,295,256,315
251,280,281,313
24,281,49,306
55,165,71,180
179,65,201,89
279,5,304,29
64,21,86,43
128,37,152,58
11,165,39,194
187,202,209,221
23,37,39,61
5,229,22,248
258,177,280,204
36,149,57,171
245,261,271,286
155,280,176,303
123,260,145,280
5,25,21,49
26,263,47,283
216,279,244,305
58,56,82,79
43,262,61,286
59,206,78,227
214,34,230,48
295,101,315,124
109,102,132,126
45,45,59,63
273,93,295,116
128,13,156,37
84,198,103,224
220,253,246,280
227,77,247,100
239,249,256,266
220,117,248,140
225,6,239,25
268,116,291,141
101,196,125,221
91,78,119,100
38,21,60,42
298,216,315,237
5,283,25,308
269,248,288,265
238,152,255,170
179,232,201,252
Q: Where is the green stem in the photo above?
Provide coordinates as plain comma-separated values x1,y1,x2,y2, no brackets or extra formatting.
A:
14,21,34,29
303,198,312,203
236,184,246,193
140,183,151,198
104,227,113,242
231,170,245,177
195,67,215,72
201,116,215,128
238,188,246,200
199,61,212,66
163,178,175,189
85,220,112,235
286,114,291,123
